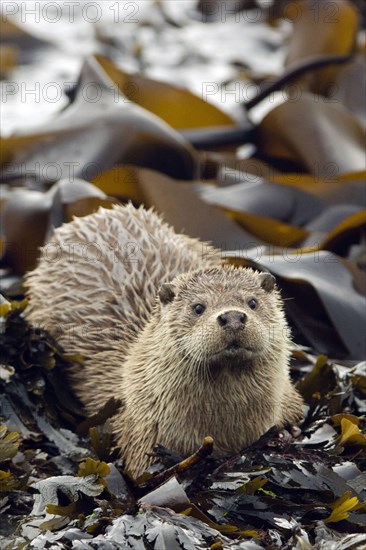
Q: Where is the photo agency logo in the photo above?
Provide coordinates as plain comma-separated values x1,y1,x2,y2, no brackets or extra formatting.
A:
199,1,340,23
1,1,140,24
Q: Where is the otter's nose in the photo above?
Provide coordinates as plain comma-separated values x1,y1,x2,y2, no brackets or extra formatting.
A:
217,311,246,330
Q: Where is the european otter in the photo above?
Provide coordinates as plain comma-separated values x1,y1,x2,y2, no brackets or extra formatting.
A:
25,204,303,476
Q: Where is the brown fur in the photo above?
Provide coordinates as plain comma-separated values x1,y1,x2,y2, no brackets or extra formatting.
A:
25,204,303,477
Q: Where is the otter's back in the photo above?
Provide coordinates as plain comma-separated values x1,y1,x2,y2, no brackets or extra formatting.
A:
25,204,220,360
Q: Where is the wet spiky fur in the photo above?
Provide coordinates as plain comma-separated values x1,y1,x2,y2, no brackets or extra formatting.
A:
25,204,303,477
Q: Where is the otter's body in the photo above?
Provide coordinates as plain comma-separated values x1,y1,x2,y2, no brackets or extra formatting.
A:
25,204,303,476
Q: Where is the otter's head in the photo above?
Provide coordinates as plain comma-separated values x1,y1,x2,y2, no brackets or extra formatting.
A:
157,266,290,375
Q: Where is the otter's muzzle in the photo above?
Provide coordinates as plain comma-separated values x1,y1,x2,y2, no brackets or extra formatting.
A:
217,311,246,331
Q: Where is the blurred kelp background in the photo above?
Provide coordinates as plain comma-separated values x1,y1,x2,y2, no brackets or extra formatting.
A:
1,1,366,548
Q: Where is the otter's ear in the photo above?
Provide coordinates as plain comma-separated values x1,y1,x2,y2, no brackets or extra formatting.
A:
258,272,276,293
158,283,176,305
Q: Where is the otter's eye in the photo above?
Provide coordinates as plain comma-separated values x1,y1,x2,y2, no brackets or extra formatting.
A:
194,304,205,315
248,298,258,310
